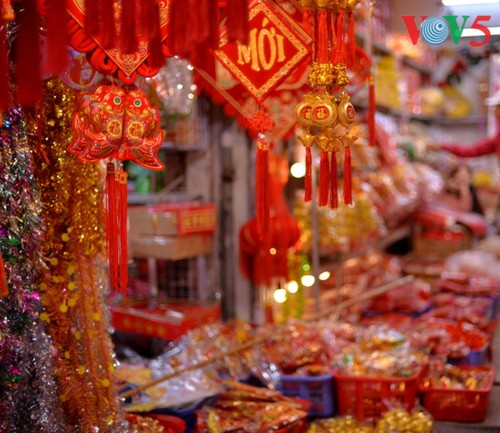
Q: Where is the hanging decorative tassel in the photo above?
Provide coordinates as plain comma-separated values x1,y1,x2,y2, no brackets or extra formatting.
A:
330,7,336,52
167,0,192,58
84,0,101,37
304,145,312,202
120,0,138,54
368,73,376,147
142,0,164,68
329,148,338,209
100,0,116,49
106,162,128,297
318,149,330,207
15,0,41,107
347,10,356,69
0,254,8,298
343,145,353,206
317,8,329,63
226,0,249,45
256,138,270,239
0,25,10,113
302,5,312,37
333,9,346,64
46,0,69,74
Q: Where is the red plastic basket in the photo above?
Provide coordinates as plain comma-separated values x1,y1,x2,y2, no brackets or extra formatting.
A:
334,369,421,421
419,365,495,422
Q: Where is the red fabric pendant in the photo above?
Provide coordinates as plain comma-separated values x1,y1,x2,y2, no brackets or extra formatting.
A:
304,146,312,202
84,0,101,37
15,0,41,107
106,163,128,297
368,73,376,147
0,254,8,298
318,149,330,206
46,0,70,74
120,0,138,54
142,0,165,68
343,146,352,206
100,0,116,49
256,139,270,239
347,11,356,69
167,0,192,58
329,150,338,209
0,26,10,112
226,0,249,45
317,9,329,63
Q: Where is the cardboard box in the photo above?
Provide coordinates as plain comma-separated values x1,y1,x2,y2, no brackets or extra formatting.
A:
130,234,213,260
128,203,216,237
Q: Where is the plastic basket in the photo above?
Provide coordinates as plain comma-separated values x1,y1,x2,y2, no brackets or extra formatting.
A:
419,365,495,422
277,373,335,417
448,343,488,366
333,369,421,421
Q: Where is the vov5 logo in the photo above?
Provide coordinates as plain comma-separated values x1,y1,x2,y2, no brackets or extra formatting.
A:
402,15,491,47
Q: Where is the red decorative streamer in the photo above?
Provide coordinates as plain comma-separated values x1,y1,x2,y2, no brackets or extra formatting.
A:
120,0,138,54
329,150,338,209
347,11,356,69
84,0,101,37
302,7,312,37
304,146,312,202
141,0,165,68
318,150,330,206
0,254,8,298
226,0,249,45
118,169,128,296
343,146,352,205
46,0,70,74
100,0,116,49
15,0,41,107
167,0,192,59
368,74,376,147
332,10,346,64
256,140,270,239
0,26,10,112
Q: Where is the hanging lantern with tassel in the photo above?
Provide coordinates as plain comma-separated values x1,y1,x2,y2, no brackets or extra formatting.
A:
295,0,361,209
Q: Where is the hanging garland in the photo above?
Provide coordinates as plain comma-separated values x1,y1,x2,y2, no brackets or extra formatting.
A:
0,108,68,432
31,78,132,432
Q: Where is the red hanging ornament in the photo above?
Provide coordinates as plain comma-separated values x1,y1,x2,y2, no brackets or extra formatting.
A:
0,254,8,298
0,25,10,113
368,73,376,147
329,147,338,209
45,0,70,74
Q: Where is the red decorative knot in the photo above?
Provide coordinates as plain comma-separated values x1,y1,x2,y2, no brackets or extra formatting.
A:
247,106,276,136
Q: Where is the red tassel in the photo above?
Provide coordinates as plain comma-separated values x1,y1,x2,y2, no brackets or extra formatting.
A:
343,147,353,206
143,0,164,68
100,0,116,49
0,26,10,112
46,0,69,74
347,11,356,69
84,0,101,36
120,0,138,54
167,0,191,58
317,9,328,63
0,254,8,298
117,168,128,297
333,10,345,64
15,0,41,107
106,163,118,294
226,0,249,45
330,9,336,52
304,146,312,202
256,140,270,240
329,150,338,209
303,8,312,37
318,150,330,207
368,74,376,147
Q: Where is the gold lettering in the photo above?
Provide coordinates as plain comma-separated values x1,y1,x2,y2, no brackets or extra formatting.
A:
237,28,260,71
276,34,285,62
258,28,276,71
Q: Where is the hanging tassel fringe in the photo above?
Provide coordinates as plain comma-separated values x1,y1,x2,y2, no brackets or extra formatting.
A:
256,140,270,239
144,0,164,68
106,163,128,297
304,146,312,202
333,10,346,64
0,255,8,298
15,0,41,107
226,0,249,45
329,150,338,209
347,11,356,69
100,0,116,49
368,74,376,147
168,0,191,58
84,0,101,37
46,0,69,74
0,26,10,112
318,150,330,206
120,0,138,54
303,7,312,37
317,9,329,63
343,146,353,206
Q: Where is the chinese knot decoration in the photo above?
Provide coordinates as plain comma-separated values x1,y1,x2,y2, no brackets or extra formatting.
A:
70,81,164,296
295,0,361,209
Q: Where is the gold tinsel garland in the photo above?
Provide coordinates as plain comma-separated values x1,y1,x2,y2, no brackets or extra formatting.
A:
30,78,130,432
